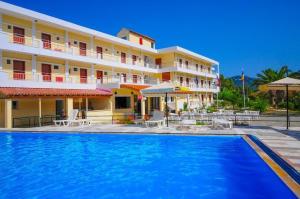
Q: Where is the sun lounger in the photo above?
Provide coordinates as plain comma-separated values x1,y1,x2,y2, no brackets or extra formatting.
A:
145,110,165,128
53,110,92,127
212,118,233,129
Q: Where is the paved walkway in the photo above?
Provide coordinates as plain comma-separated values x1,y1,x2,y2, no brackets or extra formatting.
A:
1,125,300,173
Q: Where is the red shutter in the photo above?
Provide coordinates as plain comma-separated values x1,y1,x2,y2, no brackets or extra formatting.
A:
139,37,143,45
155,58,162,68
42,64,52,82
121,52,126,63
13,27,25,44
162,72,170,82
80,68,87,83
96,46,103,59
79,42,87,56
13,60,25,80
41,33,51,49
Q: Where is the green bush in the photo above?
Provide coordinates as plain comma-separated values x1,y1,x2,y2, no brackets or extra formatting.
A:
250,98,268,112
196,121,205,125
183,102,188,111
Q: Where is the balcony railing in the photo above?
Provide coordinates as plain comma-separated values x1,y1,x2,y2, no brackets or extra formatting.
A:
13,72,25,80
13,34,25,44
42,74,51,82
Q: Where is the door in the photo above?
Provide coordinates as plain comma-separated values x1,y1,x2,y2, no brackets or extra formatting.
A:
134,95,141,116
42,64,52,82
121,73,127,83
132,74,138,83
162,72,170,82
155,58,162,68
13,26,25,44
186,78,190,87
121,52,126,63
97,70,103,83
79,42,87,56
41,33,51,49
132,55,137,65
13,60,25,80
80,68,87,83
96,46,103,59
180,77,184,85
55,100,64,120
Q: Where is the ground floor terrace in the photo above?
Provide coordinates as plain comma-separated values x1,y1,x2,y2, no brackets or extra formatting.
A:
0,85,214,128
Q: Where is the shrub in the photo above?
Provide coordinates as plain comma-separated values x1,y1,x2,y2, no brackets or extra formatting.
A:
250,98,268,112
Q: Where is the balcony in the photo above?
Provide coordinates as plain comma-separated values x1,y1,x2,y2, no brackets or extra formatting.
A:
0,31,159,73
173,80,219,93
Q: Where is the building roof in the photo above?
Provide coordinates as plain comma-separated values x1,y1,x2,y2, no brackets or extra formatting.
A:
120,84,150,92
121,28,156,42
0,87,112,98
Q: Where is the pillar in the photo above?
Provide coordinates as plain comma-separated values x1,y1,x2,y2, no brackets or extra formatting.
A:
0,13,2,32
0,50,2,71
65,60,69,82
66,98,73,118
38,98,42,126
160,97,164,112
90,36,94,56
32,55,37,80
90,64,94,83
141,97,145,119
4,99,12,128
32,20,36,44
65,31,69,50
175,97,179,113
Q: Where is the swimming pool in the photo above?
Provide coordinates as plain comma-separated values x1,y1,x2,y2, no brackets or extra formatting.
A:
0,132,297,198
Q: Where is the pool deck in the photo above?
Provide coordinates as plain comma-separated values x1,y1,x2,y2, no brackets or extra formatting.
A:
1,125,300,174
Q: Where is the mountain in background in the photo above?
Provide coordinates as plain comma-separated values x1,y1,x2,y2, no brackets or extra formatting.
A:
229,75,256,89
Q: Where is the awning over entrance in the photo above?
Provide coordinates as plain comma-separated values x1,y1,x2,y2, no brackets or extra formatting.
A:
140,82,192,96
0,87,112,98
120,84,150,92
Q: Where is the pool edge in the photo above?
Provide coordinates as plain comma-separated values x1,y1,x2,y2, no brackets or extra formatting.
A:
243,135,300,197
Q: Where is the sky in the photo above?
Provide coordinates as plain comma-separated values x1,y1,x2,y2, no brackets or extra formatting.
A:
2,0,300,77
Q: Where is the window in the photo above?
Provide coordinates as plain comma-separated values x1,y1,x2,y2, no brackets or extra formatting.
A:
12,101,18,110
115,97,131,109
41,33,51,49
139,37,143,45
79,42,87,56
122,36,127,40
196,64,199,71
151,42,154,48
179,59,182,67
96,46,103,59
13,60,25,80
185,61,189,68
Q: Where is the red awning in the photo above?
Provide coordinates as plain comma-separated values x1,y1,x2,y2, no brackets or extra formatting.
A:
120,84,150,92
0,87,112,98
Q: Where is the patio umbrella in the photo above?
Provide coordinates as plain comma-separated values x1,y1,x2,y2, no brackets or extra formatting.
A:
141,82,192,127
268,77,300,129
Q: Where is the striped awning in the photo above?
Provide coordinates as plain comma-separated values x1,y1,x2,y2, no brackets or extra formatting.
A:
0,87,112,98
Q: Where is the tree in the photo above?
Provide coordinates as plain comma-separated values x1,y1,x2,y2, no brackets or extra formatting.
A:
290,70,300,79
253,66,288,86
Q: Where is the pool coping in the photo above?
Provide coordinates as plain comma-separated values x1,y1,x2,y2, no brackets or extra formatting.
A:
243,135,300,197
0,130,299,197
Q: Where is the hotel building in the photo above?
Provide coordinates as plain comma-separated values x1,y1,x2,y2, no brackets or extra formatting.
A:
0,1,219,128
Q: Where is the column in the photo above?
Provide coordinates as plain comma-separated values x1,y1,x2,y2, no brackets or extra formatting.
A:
65,60,69,82
0,13,2,32
32,20,36,46
65,31,69,52
141,97,145,119
32,55,37,80
159,97,164,112
85,97,88,119
4,99,12,128
90,64,95,83
0,50,2,71
90,36,94,57
66,98,73,118
38,98,42,126
175,97,178,113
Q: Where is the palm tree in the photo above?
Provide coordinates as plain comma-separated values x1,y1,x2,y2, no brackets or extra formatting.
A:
253,66,288,86
253,66,288,108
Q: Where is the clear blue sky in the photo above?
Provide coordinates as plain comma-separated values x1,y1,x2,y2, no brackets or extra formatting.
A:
3,0,300,77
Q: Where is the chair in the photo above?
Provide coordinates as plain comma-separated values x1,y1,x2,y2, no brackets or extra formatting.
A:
145,110,165,128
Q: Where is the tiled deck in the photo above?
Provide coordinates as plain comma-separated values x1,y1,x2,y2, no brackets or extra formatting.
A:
1,125,300,174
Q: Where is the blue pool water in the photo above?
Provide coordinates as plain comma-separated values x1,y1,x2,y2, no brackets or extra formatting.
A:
0,133,296,199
